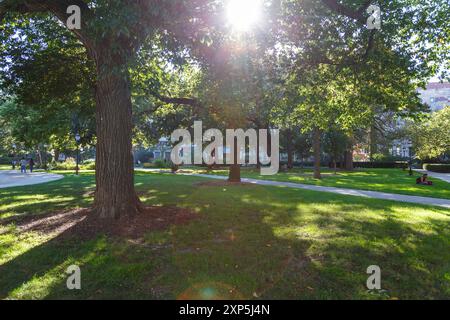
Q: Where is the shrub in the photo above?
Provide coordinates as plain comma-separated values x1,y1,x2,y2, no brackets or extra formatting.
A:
134,150,154,163
49,163,76,170
423,163,450,173
142,162,153,168
83,159,95,165
49,158,77,170
153,159,169,168
353,161,408,169
81,162,96,170
370,153,386,162
0,157,13,165
279,161,314,167
334,161,408,169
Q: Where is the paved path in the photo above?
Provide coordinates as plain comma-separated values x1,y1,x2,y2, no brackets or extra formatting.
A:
185,173,450,209
0,170,64,189
414,169,450,184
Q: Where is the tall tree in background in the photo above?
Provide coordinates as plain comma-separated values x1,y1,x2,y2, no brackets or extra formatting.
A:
409,106,450,161
270,0,448,178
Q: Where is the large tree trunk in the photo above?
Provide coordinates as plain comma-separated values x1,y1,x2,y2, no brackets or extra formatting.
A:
344,149,353,170
93,58,142,219
53,149,60,163
256,133,261,170
344,139,354,171
229,164,241,182
369,125,377,161
36,146,43,167
313,127,322,179
228,136,241,182
286,129,294,169
37,144,48,169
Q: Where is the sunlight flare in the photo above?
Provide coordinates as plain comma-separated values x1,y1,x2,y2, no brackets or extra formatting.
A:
226,0,263,32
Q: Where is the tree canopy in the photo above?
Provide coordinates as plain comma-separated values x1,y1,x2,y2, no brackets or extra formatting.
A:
410,106,450,160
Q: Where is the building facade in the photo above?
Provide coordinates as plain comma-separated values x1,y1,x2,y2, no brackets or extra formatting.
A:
391,82,450,159
417,82,450,112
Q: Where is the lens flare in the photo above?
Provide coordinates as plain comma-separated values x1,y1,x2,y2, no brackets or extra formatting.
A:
226,0,262,32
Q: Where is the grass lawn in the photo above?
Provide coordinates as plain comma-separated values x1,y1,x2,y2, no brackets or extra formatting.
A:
178,167,450,200
0,172,449,299
0,164,11,170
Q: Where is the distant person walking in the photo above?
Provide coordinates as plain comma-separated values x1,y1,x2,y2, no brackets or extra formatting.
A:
19,157,27,173
11,159,17,170
29,158,35,173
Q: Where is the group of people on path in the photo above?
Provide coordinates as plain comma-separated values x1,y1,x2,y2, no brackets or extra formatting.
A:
11,157,35,173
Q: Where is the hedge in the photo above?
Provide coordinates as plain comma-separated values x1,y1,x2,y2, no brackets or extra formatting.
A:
353,161,408,169
333,161,408,169
82,162,95,170
279,161,315,167
0,157,13,165
423,163,450,173
142,160,170,169
47,163,95,171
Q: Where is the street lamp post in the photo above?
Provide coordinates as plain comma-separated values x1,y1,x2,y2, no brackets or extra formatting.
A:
75,133,81,175
12,143,17,169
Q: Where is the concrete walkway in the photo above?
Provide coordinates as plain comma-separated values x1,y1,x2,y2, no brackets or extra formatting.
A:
185,173,450,209
414,169,450,184
0,170,64,189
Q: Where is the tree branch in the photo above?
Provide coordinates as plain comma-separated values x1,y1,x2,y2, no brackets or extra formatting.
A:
321,0,372,24
0,0,94,51
156,96,200,107
141,87,202,109
135,94,202,121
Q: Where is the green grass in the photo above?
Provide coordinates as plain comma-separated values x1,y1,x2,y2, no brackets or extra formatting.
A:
0,164,11,170
178,167,450,200
0,172,449,299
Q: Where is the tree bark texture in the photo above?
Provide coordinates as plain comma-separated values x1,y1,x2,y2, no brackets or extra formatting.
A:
92,58,142,219
313,127,322,179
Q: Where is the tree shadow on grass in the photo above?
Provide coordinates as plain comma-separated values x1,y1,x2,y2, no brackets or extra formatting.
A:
0,175,449,299
0,213,300,299
0,207,191,299
0,180,309,299
258,193,450,299
0,174,96,220
314,215,449,299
